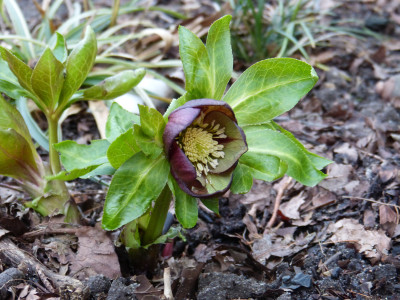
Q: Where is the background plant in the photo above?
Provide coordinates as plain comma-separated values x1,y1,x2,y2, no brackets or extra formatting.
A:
226,0,379,63
0,27,145,221
0,0,185,151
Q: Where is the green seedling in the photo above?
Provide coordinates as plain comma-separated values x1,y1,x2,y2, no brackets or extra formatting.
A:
0,27,145,222
54,15,331,267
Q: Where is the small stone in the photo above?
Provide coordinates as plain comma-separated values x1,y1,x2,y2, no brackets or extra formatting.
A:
87,275,111,296
365,15,389,32
197,272,268,300
277,292,292,300
347,259,362,272
291,273,312,288
331,267,342,279
106,278,138,300
373,264,397,281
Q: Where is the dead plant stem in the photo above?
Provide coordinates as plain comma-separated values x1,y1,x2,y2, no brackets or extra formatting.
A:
266,177,292,229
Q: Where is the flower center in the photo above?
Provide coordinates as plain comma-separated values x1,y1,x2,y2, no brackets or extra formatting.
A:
177,114,226,178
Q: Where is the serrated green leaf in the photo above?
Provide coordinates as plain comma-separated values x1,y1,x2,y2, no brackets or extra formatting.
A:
205,15,233,100
102,152,170,231
169,176,198,228
179,16,232,100
82,162,115,178
133,124,163,159
121,220,142,249
0,128,38,180
51,32,68,63
149,225,184,248
223,58,318,126
271,121,332,170
244,125,327,186
163,94,186,120
46,165,101,181
138,105,165,141
58,27,97,107
178,26,209,100
107,127,140,169
201,198,219,215
0,58,32,99
31,48,64,109
106,102,140,143
0,79,28,99
54,139,110,175
0,47,34,94
239,152,284,182
175,195,198,229
80,69,145,101
230,162,253,194
134,105,165,158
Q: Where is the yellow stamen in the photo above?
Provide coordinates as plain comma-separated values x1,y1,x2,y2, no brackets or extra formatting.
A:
177,115,226,182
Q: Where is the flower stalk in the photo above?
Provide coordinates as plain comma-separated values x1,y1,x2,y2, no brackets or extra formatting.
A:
142,185,172,246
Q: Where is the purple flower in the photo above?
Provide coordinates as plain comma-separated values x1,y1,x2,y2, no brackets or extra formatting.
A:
163,99,247,198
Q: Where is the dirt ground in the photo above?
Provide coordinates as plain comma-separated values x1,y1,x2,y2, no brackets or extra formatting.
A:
1,0,400,299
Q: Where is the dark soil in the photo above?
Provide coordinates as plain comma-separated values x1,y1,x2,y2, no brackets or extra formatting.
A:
1,1,400,299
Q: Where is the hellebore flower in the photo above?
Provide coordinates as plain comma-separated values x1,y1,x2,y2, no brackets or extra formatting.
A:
163,99,247,198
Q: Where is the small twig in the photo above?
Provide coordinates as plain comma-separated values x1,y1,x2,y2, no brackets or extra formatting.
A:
318,241,325,256
321,240,359,245
318,251,341,272
0,183,24,193
343,196,400,210
347,289,373,299
163,267,173,300
22,227,80,239
357,148,385,162
266,177,292,229
36,267,56,293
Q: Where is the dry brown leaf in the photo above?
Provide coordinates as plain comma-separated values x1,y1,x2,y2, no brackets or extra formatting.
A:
252,231,315,265
310,188,336,210
363,209,376,229
379,205,398,237
333,143,358,164
59,103,83,124
279,193,306,220
193,243,214,263
309,50,337,65
292,211,313,227
69,225,121,280
376,74,400,106
242,214,259,239
327,218,391,261
378,163,398,183
88,101,109,139
383,38,400,51
0,228,9,238
135,275,163,300
318,163,354,192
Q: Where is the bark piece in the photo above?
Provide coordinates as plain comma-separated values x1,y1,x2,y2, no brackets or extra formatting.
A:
0,237,89,299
